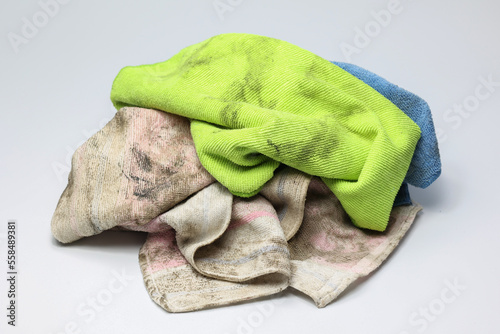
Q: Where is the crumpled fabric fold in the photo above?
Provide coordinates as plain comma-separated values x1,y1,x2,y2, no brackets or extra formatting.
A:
110,33,422,231
136,182,291,312
52,107,422,312
333,61,441,189
332,61,441,206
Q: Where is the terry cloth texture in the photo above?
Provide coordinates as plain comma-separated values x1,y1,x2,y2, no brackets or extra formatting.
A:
51,107,215,243
52,107,422,312
333,61,441,188
110,33,422,231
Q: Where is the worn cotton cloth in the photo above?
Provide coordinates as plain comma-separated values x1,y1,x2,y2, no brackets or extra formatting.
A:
51,107,215,243
110,33,421,231
134,182,291,312
289,178,421,307
52,107,422,312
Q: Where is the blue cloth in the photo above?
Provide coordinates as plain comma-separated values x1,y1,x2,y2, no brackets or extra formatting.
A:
393,182,412,207
332,62,441,190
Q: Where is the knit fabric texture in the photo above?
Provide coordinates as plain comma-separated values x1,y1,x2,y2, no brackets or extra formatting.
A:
333,61,441,188
51,107,422,312
110,33,421,231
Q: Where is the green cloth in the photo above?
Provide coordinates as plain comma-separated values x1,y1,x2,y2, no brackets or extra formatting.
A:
110,33,421,231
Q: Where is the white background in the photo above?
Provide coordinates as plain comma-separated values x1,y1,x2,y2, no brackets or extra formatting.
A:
1,0,499,333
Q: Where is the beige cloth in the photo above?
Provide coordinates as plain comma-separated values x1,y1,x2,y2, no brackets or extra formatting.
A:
138,182,290,312
288,178,421,307
52,107,422,312
51,107,214,243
